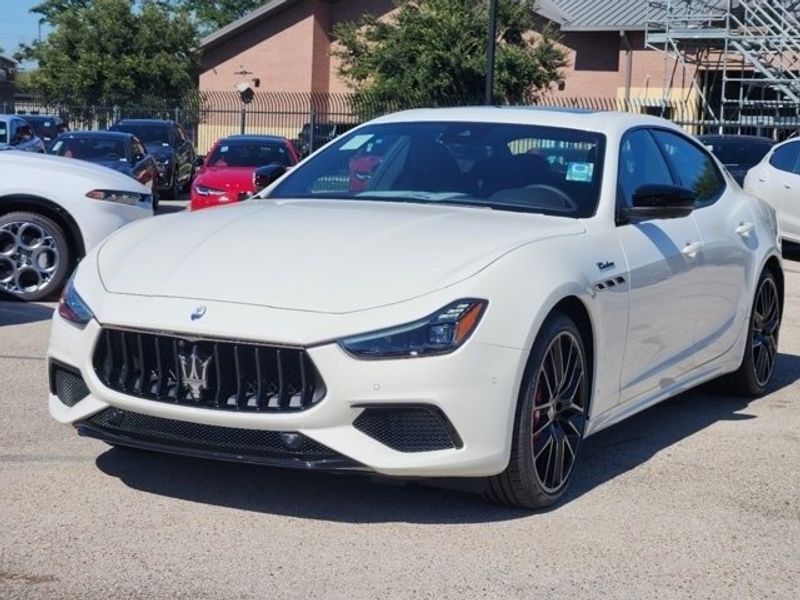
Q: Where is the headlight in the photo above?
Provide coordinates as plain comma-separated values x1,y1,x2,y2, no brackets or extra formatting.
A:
57,277,94,326
339,299,487,359
194,185,226,196
86,189,149,206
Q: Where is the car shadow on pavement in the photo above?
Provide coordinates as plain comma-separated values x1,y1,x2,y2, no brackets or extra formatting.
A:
0,300,54,326
95,351,800,523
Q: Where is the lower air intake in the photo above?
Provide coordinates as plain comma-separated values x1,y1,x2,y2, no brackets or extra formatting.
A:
50,362,90,407
353,405,462,453
78,408,360,470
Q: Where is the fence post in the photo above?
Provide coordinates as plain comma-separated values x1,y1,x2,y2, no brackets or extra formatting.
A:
113,105,120,126
174,106,180,124
240,104,246,134
309,109,317,153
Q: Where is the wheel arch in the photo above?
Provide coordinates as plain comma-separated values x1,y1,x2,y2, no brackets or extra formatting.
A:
550,295,596,412
0,194,86,266
764,254,784,317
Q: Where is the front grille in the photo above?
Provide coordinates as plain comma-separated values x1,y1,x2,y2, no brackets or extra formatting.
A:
50,361,90,407
92,328,324,413
80,408,356,468
353,406,462,453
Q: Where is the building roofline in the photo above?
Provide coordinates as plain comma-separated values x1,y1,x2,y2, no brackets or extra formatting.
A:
200,0,301,49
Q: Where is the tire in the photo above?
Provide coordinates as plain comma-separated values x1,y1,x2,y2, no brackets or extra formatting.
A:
0,211,72,302
720,269,781,396
485,312,590,509
161,168,179,200
150,177,160,213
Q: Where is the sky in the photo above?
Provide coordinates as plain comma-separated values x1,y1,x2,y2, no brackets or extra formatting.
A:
0,0,51,62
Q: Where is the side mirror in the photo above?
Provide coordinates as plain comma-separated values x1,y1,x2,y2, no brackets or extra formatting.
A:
194,156,205,168
621,184,695,221
253,163,287,191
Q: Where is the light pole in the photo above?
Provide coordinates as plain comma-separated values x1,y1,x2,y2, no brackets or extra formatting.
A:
485,0,498,105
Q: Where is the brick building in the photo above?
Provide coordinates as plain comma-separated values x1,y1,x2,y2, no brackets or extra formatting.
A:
199,0,694,101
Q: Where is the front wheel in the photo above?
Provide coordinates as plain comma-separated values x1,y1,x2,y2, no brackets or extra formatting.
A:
0,211,72,301
486,312,589,509
721,269,781,396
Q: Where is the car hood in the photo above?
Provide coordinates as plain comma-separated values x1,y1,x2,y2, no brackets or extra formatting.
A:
194,166,256,193
145,142,173,157
97,199,585,313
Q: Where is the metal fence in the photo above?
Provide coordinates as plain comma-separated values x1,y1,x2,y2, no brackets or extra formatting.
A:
5,91,799,154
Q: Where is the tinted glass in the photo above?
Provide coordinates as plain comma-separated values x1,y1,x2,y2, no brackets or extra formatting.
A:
618,129,673,208
700,137,773,167
653,130,724,205
0,121,7,144
769,142,800,173
269,122,606,218
207,141,293,167
50,137,128,161
22,116,60,140
112,123,170,145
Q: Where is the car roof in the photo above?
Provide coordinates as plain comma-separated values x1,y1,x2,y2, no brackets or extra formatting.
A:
0,114,35,121
58,130,133,140
17,114,63,122
113,119,175,126
217,134,288,144
367,106,682,136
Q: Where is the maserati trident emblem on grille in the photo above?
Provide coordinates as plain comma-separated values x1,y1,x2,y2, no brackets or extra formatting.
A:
190,305,207,321
178,346,212,400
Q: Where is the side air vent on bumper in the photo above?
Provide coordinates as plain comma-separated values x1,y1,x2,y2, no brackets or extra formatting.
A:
92,328,325,413
49,361,90,407
353,405,463,453
78,408,362,470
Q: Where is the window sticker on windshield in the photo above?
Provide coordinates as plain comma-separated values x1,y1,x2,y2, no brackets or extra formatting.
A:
51,140,63,152
220,146,229,153
566,162,594,182
340,134,373,151
44,122,51,127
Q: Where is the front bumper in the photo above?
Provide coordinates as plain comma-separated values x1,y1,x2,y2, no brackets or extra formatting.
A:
48,313,523,478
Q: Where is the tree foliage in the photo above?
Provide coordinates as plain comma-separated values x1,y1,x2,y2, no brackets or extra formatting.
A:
334,0,567,111
177,0,264,33
18,0,200,106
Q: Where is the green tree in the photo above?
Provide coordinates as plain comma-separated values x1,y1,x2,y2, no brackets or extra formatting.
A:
178,0,264,33
334,0,566,111
18,0,199,106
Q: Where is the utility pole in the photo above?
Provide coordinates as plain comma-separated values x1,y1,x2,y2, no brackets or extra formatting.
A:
485,0,498,105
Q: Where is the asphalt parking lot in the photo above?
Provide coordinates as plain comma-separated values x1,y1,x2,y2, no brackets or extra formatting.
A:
1,220,798,599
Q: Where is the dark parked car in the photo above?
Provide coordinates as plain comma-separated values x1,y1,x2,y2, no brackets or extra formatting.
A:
18,114,69,146
0,115,46,153
49,131,161,209
109,119,196,198
296,122,354,157
697,134,775,185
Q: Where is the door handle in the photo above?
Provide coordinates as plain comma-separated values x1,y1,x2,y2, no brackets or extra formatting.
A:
681,241,704,258
735,222,755,237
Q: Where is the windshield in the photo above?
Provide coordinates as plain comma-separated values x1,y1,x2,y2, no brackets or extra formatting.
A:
50,137,127,161
269,121,606,217
207,140,293,167
0,122,7,144
701,138,773,166
113,123,169,145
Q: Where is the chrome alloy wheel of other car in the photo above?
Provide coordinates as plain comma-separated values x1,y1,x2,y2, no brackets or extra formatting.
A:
0,220,60,295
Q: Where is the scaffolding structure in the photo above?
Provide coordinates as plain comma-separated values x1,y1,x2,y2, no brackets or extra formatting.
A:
646,0,800,135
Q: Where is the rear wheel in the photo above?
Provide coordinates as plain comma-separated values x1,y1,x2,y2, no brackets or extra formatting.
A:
0,211,71,301
486,312,589,509
161,168,179,200
722,269,781,396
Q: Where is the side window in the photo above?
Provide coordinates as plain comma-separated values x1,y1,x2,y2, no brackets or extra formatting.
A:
770,142,800,174
133,139,146,158
652,130,725,207
173,125,184,144
617,129,674,209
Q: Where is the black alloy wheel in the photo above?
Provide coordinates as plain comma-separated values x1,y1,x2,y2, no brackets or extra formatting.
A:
722,268,781,396
486,312,589,509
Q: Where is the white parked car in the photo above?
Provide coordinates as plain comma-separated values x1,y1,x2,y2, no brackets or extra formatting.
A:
1,151,153,301
48,108,782,508
745,137,800,244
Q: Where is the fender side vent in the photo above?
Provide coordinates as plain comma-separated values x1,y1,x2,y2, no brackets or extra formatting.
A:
353,405,462,453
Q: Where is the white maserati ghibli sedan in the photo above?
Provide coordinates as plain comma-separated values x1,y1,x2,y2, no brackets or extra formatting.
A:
47,108,783,508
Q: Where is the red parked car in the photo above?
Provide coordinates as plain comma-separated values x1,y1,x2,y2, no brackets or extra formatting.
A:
190,135,299,210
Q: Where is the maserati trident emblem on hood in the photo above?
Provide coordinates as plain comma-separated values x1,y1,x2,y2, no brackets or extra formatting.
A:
190,305,207,321
178,346,212,400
